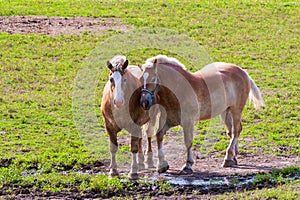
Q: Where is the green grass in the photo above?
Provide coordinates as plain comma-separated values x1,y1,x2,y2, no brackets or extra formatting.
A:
215,166,300,200
0,0,299,198
215,179,300,200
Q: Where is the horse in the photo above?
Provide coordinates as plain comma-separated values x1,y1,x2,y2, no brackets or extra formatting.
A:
140,55,265,174
101,55,157,179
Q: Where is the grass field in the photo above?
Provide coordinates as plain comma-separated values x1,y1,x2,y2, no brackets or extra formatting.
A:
0,0,299,198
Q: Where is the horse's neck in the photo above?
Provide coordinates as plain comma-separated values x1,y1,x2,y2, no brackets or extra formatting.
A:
159,65,200,83
123,72,141,101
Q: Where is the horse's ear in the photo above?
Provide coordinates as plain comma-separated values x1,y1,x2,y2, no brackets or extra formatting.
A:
122,60,128,70
107,60,113,70
153,59,158,72
138,64,142,68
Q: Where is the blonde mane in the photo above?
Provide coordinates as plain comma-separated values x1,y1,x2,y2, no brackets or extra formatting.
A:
142,55,187,70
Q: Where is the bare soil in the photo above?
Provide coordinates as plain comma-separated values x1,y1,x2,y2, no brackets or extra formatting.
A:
119,130,300,178
0,16,132,36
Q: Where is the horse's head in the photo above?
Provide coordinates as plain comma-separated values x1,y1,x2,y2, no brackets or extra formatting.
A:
107,55,129,108
140,59,160,110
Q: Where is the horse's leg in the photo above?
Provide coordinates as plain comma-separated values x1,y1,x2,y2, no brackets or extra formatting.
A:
129,134,140,179
221,108,232,138
181,121,194,174
221,109,239,156
108,129,119,177
156,123,169,173
222,108,242,167
138,136,145,171
235,122,241,155
145,105,159,169
144,119,156,169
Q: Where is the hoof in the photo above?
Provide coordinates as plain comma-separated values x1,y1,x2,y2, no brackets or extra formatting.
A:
157,165,169,173
222,159,237,167
180,167,193,175
129,172,139,180
109,169,119,177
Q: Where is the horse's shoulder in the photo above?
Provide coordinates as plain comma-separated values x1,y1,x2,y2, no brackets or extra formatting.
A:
102,82,112,103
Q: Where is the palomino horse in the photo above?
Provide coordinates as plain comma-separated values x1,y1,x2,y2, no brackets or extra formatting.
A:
101,55,157,179
140,55,265,174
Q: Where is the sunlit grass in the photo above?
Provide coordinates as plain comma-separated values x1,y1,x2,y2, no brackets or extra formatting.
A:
0,0,299,197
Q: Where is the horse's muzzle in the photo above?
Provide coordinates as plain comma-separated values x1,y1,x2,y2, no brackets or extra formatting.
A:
140,93,153,110
113,98,124,108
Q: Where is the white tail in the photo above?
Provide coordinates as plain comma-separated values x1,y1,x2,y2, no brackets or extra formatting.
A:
249,78,265,109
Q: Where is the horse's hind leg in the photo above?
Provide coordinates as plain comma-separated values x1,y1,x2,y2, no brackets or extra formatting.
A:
221,108,232,137
221,109,239,156
222,108,242,167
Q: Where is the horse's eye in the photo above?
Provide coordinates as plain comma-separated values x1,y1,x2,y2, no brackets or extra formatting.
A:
123,78,127,82
151,77,156,82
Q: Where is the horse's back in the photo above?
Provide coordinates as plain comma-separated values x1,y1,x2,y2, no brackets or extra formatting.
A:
214,63,250,87
193,62,251,118
198,62,250,84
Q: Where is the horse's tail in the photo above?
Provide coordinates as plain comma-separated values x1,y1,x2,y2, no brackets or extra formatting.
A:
248,77,265,110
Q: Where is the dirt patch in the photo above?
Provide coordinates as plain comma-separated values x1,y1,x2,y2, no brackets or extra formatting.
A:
117,131,300,177
0,16,132,36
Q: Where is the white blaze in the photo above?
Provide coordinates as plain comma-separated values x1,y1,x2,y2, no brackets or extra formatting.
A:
111,71,124,107
143,72,149,89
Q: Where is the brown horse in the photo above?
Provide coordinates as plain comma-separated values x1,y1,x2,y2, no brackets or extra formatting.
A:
101,55,157,179
140,55,265,174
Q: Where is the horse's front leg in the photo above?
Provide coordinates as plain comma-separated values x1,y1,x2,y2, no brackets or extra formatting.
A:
108,132,119,177
144,120,156,169
156,123,169,173
138,137,145,171
181,121,194,174
145,105,160,169
145,137,155,169
129,135,140,180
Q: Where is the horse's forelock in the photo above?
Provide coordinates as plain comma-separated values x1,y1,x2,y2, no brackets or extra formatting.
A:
109,55,127,71
141,62,154,71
